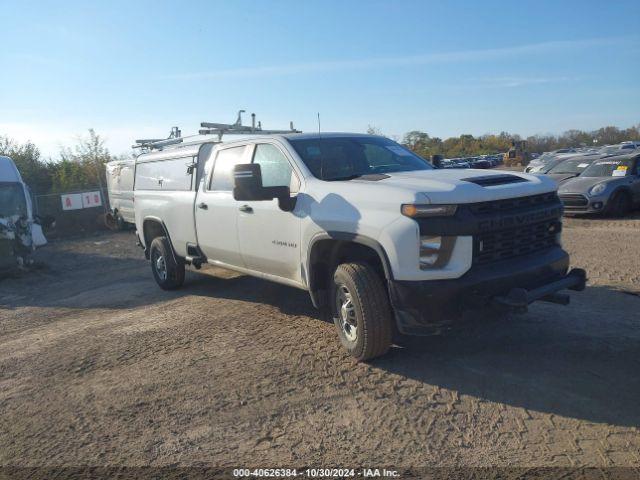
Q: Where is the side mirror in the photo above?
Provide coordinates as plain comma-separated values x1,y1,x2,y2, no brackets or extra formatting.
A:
232,164,294,211
431,155,443,169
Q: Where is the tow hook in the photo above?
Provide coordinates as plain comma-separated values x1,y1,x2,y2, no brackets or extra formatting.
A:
492,268,587,312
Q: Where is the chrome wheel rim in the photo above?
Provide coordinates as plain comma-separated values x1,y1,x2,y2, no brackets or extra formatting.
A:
155,254,167,281
336,284,357,342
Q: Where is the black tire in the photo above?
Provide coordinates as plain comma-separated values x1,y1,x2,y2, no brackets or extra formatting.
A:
331,262,393,361
607,191,631,217
149,236,185,290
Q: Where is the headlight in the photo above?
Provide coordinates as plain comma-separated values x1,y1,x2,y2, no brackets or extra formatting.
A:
589,183,606,196
402,204,457,218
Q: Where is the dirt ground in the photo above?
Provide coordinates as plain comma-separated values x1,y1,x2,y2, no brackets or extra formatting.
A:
1,215,639,470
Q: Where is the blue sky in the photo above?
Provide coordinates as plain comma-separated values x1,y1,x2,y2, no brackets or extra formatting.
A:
1,0,639,157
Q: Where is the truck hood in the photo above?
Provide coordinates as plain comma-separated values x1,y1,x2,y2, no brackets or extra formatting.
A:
345,168,557,204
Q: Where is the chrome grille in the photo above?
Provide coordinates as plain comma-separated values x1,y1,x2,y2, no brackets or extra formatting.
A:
559,194,588,207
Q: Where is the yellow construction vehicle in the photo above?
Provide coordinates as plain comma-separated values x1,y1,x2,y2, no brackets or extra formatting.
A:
504,140,531,167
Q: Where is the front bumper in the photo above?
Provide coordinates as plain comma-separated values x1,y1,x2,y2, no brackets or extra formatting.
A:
559,193,608,214
389,247,585,335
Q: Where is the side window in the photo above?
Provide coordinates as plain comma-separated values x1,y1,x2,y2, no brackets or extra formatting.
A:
209,146,246,191
252,144,299,192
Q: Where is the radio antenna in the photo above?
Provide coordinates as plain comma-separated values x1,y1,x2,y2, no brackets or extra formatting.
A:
317,112,325,180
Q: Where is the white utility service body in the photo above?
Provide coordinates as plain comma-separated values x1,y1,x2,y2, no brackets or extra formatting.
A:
134,133,585,360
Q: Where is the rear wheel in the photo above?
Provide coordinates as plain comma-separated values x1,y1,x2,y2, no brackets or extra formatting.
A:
149,236,185,290
332,262,393,361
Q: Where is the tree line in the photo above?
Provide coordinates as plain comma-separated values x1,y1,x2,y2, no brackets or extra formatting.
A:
0,129,114,195
2,123,639,195
397,124,640,159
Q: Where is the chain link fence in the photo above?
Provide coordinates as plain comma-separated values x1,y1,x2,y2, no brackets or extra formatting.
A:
33,186,111,238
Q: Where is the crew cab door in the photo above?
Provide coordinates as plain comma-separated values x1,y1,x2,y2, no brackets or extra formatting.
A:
237,142,303,282
632,158,640,205
195,145,249,267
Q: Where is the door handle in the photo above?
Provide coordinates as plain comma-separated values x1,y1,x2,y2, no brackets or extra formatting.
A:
239,205,253,213
197,202,208,210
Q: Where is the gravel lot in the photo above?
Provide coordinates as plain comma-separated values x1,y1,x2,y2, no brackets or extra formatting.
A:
1,215,639,469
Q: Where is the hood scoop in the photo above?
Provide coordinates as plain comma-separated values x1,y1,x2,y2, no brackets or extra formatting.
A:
461,174,528,187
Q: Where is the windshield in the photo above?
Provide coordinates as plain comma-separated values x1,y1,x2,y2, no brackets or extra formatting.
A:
288,136,432,181
548,158,592,175
581,158,634,177
536,153,557,164
0,182,28,217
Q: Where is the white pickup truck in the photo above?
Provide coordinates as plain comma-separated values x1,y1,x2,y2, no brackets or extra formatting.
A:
133,133,586,360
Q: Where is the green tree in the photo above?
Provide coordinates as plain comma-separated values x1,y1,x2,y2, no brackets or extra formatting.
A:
0,136,52,193
52,129,116,192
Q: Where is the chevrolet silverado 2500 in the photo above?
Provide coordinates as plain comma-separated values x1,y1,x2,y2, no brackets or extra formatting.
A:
133,133,586,360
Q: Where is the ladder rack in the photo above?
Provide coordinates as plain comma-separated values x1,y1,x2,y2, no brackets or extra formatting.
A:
133,127,183,151
132,111,301,151
199,110,301,141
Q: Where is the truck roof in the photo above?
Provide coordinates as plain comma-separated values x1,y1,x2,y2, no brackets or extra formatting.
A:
276,132,372,140
134,132,379,161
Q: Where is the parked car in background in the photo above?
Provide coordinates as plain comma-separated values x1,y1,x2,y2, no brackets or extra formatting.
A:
599,143,639,156
544,156,596,184
105,158,135,229
443,158,471,169
558,153,640,216
525,149,577,173
470,158,491,169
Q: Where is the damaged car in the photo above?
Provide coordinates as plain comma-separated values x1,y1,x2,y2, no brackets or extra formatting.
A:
0,156,49,270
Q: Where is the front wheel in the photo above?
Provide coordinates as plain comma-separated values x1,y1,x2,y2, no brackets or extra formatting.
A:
607,191,631,217
149,236,185,290
332,262,393,361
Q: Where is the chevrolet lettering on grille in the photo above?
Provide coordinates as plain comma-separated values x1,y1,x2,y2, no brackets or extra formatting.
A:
478,206,563,232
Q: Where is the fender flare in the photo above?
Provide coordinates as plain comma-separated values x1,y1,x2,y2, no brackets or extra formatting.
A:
306,232,394,308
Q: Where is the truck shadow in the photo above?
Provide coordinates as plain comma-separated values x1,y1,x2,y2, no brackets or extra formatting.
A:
0,249,318,319
189,274,640,427
186,270,320,318
373,285,640,427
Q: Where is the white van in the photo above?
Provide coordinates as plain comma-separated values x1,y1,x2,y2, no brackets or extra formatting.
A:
0,156,47,268
105,158,135,228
